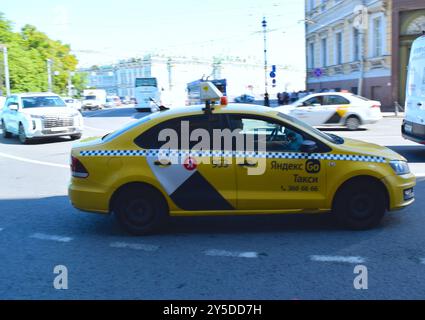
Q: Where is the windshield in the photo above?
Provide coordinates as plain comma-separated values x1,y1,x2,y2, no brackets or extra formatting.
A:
22,96,66,108
85,96,96,100
277,112,344,145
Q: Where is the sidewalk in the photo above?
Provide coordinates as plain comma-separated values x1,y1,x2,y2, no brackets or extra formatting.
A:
382,112,405,118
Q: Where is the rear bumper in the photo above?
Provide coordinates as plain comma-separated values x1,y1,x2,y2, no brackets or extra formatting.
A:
68,182,110,214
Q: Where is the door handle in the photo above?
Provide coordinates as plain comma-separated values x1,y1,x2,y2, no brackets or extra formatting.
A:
154,160,171,167
238,160,258,168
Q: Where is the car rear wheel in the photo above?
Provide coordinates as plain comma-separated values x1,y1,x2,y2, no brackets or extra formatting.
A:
1,120,12,138
346,116,361,131
334,180,386,230
18,123,29,144
112,184,168,235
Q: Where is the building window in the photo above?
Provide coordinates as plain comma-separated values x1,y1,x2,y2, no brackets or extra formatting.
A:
309,43,315,69
373,17,382,57
353,28,360,61
335,32,343,65
321,38,327,67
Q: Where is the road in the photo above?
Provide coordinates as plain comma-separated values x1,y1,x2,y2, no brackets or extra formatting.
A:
0,106,425,300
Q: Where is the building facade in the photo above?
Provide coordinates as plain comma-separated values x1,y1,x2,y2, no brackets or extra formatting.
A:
305,0,425,109
80,55,296,103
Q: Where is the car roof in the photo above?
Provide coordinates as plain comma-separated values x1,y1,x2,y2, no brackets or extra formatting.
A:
152,103,277,120
309,92,353,97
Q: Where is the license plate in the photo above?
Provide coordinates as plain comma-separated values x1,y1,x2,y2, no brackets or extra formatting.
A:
405,124,413,133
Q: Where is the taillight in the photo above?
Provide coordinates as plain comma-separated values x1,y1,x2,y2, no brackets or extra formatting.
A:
371,104,381,109
71,156,89,178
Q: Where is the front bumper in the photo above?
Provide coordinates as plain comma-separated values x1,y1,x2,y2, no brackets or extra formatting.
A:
402,120,425,144
27,127,83,138
381,173,416,211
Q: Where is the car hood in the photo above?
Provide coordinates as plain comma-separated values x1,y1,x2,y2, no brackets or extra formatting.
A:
21,107,77,116
338,137,406,161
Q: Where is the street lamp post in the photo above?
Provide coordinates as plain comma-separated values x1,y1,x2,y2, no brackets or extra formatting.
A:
47,58,53,92
0,45,11,96
262,17,270,107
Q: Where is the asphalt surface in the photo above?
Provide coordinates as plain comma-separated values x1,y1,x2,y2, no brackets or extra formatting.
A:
1,106,425,300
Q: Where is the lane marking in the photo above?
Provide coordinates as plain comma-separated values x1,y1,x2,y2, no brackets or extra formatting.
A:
205,249,259,259
110,242,159,252
420,258,425,265
310,255,365,264
85,109,120,118
30,233,73,243
0,152,68,169
0,228,3,232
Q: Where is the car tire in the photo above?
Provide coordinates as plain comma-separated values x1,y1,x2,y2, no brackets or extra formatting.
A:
1,120,12,138
112,184,168,235
333,179,386,230
70,133,82,140
18,123,29,144
346,116,361,131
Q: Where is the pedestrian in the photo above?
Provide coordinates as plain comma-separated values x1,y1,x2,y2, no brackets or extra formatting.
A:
264,93,270,107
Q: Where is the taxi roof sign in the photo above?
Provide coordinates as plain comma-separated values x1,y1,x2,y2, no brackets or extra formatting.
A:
200,81,223,102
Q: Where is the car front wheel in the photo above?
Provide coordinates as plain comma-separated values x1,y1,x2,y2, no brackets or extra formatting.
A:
18,123,30,144
334,179,386,230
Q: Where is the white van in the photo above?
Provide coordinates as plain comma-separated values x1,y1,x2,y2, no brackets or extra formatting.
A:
402,35,425,145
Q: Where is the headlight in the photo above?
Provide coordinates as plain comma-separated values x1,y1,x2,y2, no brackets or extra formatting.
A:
390,161,410,175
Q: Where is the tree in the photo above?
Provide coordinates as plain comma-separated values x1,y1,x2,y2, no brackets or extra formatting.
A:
0,13,80,95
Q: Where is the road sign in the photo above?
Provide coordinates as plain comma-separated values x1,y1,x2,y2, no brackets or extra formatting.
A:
270,71,276,78
313,68,323,78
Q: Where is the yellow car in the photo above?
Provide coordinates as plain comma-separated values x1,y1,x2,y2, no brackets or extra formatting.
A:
69,100,415,235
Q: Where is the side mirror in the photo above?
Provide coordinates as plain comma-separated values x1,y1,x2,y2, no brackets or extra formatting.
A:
300,140,318,153
9,103,19,111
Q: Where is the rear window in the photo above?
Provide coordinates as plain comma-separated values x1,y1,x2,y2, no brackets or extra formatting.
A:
103,116,152,142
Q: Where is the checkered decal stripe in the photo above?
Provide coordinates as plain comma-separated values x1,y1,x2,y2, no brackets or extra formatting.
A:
79,150,386,163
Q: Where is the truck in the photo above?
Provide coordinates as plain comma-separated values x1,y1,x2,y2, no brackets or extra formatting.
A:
82,89,107,111
402,34,425,145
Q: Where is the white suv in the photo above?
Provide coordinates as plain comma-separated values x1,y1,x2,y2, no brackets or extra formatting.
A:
0,93,84,144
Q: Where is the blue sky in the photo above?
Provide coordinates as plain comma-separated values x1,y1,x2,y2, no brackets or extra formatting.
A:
1,0,305,72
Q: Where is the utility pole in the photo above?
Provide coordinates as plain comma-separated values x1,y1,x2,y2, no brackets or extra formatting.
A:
68,72,74,97
262,17,270,107
47,58,53,92
356,2,368,96
0,45,11,96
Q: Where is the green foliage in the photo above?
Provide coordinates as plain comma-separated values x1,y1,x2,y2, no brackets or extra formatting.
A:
71,72,88,97
0,12,79,95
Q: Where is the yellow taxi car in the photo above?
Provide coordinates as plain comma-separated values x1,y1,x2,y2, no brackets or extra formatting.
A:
69,83,416,235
